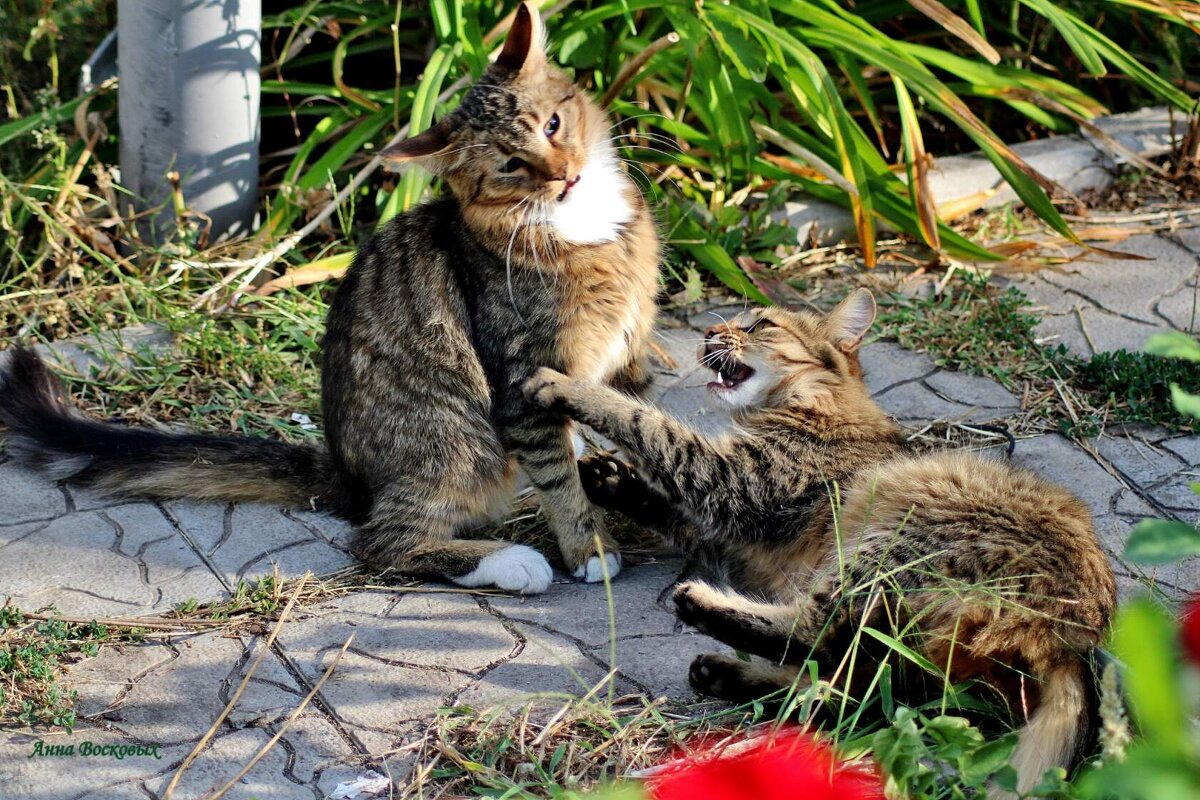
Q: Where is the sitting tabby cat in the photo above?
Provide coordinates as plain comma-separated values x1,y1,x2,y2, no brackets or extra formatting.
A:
0,3,660,594
523,289,1115,793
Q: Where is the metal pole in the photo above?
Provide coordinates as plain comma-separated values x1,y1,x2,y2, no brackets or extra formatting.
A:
118,0,261,243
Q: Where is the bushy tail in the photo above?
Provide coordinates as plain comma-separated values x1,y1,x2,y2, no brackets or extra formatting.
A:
0,346,350,514
1009,658,1090,796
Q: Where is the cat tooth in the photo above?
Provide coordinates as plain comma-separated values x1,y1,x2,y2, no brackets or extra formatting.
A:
717,370,724,383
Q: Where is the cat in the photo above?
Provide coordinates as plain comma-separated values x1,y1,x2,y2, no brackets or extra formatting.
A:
0,2,660,594
522,289,1116,793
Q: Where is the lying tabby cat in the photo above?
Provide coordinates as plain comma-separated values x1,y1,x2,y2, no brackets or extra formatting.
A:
0,3,659,593
523,289,1115,793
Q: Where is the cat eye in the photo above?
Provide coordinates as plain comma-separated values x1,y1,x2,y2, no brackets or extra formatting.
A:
500,156,528,173
544,113,561,138
743,317,774,333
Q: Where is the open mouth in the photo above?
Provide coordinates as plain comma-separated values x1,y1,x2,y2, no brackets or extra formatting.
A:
705,356,755,391
556,175,581,202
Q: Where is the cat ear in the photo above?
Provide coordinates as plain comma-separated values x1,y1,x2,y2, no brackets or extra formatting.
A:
825,289,876,352
378,120,457,173
495,1,546,74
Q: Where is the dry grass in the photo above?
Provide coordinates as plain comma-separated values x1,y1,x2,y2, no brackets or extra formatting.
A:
401,691,752,798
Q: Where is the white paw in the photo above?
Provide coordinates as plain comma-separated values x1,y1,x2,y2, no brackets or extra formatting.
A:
573,553,621,583
453,545,553,594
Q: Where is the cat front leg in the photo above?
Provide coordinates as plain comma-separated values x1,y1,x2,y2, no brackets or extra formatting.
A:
673,581,830,667
505,406,621,583
524,368,746,522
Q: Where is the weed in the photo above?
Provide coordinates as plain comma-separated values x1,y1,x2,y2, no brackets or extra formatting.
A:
0,605,117,732
1073,350,1200,430
878,275,1197,436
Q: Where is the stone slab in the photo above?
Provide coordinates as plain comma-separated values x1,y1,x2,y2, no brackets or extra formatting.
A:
489,560,682,647
0,503,223,617
166,500,356,589
0,459,68,523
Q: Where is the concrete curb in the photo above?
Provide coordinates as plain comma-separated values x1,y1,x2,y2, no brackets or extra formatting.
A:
781,106,1184,247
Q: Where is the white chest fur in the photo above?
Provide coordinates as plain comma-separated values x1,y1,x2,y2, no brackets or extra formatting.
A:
547,145,632,245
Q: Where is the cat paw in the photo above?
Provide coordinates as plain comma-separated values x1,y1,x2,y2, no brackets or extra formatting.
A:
573,552,622,583
577,452,633,507
453,545,553,594
689,653,741,699
523,367,571,410
672,581,718,634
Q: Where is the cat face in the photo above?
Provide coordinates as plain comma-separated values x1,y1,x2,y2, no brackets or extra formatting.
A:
380,2,630,247
700,289,877,410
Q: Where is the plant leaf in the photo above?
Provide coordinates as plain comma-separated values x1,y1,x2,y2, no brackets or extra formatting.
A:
1146,331,1200,362
1124,519,1200,564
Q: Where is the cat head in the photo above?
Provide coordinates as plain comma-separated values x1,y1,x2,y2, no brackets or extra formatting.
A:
379,2,629,247
699,289,877,412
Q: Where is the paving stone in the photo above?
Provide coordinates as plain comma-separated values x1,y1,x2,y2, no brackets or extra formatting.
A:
1089,106,1179,160
859,341,936,395
489,561,682,646
593,633,736,701
35,323,176,377
0,460,67,522
286,508,356,552
649,326,704,385
1161,435,1200,466
872,381,973,422
144,726,307,799
277,591,515,752
1027,311,1092,354
1156,281,1199,333
1095,433,1188,486
67,484,137,513
1113,486,1158,520
1010,434,1133,558
72,639,182,720
1147,473,1200,522
89,632,307,745
1121,559,1200,599
282,590,516,673
653,369,732,435
778,197,857,246
1170,227,1200,256
167,500,355,588
455,624,616,711
0,727,189,800
1075,305,1162,354
0,505,222,617
272,711,361,789
924,371,1019,412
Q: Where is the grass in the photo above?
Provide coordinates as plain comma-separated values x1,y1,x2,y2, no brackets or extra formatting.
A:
877,274,1200,436
0,604,141,732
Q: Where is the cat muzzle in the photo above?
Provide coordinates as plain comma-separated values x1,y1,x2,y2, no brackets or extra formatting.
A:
556,174,581,202
702,348,755,391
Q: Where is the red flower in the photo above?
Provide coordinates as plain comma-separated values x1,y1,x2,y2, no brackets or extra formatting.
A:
649,729,882,800
1183,595,1200,666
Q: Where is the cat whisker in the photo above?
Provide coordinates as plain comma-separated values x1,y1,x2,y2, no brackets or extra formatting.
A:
607,112,670,133
605,133,685,155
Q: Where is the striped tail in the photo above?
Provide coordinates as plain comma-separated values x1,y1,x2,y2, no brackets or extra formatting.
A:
0,346,351,515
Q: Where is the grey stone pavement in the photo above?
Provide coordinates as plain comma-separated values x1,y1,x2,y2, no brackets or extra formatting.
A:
1,229,1198,799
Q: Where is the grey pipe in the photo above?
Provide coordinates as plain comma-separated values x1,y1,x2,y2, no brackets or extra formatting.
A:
118,0,261,243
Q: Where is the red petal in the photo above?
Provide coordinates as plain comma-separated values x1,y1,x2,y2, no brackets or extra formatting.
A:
650,729,882,800
1183,595,1200,667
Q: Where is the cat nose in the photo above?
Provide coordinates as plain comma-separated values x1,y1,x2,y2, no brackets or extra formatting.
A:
703,325,728,354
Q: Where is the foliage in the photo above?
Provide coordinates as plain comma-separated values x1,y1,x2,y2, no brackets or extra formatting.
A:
0,606,131,732
2,0,1200,312
1119,330,1200,567
1074,329,1200,799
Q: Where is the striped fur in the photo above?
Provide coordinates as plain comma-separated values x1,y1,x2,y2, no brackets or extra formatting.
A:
526,289,1115,789
0,3,660,593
